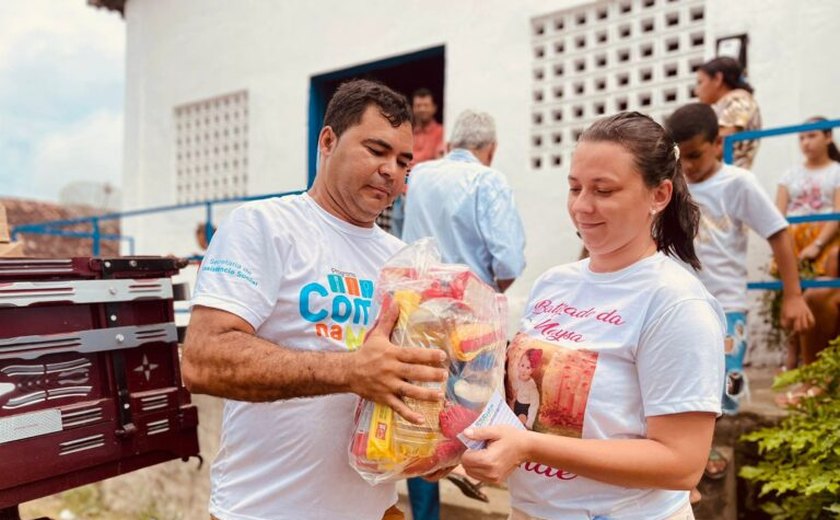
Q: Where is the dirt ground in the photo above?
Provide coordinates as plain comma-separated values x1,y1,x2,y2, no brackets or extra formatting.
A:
20,393,222,520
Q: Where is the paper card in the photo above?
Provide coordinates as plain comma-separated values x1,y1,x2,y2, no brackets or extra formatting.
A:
457,390,526,450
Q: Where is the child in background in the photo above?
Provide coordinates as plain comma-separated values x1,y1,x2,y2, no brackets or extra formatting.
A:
666,103,814,484
776,118,840,395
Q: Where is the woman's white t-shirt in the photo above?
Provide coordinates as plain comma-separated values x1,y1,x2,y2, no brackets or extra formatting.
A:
192,193,404,520
505,253,725,520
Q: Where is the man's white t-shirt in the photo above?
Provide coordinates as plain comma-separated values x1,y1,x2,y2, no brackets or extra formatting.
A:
688,164,789,312
505,253,725,520
191,193,404,520
779,162,840,217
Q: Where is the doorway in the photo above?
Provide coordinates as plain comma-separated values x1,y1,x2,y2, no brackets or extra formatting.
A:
308,46,445,185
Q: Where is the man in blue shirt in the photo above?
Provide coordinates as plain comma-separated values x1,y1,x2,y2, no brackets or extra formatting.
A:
401,110,526,519
403,109,526,293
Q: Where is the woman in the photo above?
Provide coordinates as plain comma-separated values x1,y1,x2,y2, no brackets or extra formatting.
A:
462,113,725,520
694,57,762,170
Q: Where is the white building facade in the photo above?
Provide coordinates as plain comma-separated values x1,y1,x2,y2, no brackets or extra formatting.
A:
100,0,840,363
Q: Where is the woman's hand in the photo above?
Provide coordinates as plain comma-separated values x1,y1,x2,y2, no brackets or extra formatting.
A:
460,426,531,485
799,242,822,261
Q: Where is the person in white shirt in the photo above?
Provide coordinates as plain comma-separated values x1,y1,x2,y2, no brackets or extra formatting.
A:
775,116,840,375
666,102,814,499
461,112,726,520
181,79,448,520
666,103,814,415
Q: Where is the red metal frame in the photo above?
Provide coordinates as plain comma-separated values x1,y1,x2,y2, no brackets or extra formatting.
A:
0,257,200,511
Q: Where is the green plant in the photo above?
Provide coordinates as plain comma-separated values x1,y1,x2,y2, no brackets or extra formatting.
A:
740,340,840,519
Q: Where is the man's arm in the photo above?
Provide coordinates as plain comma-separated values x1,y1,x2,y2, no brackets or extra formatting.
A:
767,230,815,333
477,174,526,288
182,301,448,423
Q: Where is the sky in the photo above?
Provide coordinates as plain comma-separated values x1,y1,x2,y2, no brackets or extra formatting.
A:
0,1,124,203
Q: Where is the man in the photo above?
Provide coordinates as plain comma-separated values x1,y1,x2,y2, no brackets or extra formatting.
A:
411,88,445,164
403,109,526,292
182,79,447,520
378,88,444,236
400,110,526,519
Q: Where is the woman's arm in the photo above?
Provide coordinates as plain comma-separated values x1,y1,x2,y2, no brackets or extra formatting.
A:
801,187,840,261
775,185,790,215
462,411,715,489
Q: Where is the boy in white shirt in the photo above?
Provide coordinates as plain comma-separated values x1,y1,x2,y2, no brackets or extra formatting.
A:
666,103,813,481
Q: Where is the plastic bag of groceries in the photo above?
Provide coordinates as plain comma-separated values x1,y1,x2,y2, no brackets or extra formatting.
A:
349,238,507,484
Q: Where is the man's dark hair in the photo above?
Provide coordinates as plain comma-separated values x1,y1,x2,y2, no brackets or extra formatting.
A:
323,79,413,138
412,87,434,101
666,103,719,144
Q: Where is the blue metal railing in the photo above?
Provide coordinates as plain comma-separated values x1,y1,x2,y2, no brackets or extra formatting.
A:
11,118,840,288
722,118,840,291
12,190,305,256
722,118,840,165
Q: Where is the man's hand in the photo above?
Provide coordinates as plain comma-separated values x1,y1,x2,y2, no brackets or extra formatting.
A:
780,294,815,333
348,297,448,424
799,242,821,261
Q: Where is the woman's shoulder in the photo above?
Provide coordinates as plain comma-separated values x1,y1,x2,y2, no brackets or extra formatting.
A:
648,254,713,301
722,88,757,106
634,256,723,334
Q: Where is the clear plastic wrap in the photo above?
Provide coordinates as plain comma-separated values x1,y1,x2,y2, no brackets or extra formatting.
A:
349,238,508,484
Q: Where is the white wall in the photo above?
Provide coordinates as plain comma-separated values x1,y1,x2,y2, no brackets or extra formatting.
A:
706,0,840,364
120,0,585,327
120,0,840,356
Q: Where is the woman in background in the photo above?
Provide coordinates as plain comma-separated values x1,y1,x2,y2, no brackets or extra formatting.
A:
695,57,761,170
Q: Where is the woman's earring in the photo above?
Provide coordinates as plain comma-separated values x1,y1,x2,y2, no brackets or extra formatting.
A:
650,208,657,216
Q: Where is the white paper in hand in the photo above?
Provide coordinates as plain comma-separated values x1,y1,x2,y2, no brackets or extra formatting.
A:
457,390,526,450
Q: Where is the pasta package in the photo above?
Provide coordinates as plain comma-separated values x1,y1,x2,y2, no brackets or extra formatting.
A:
349,238,507,484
